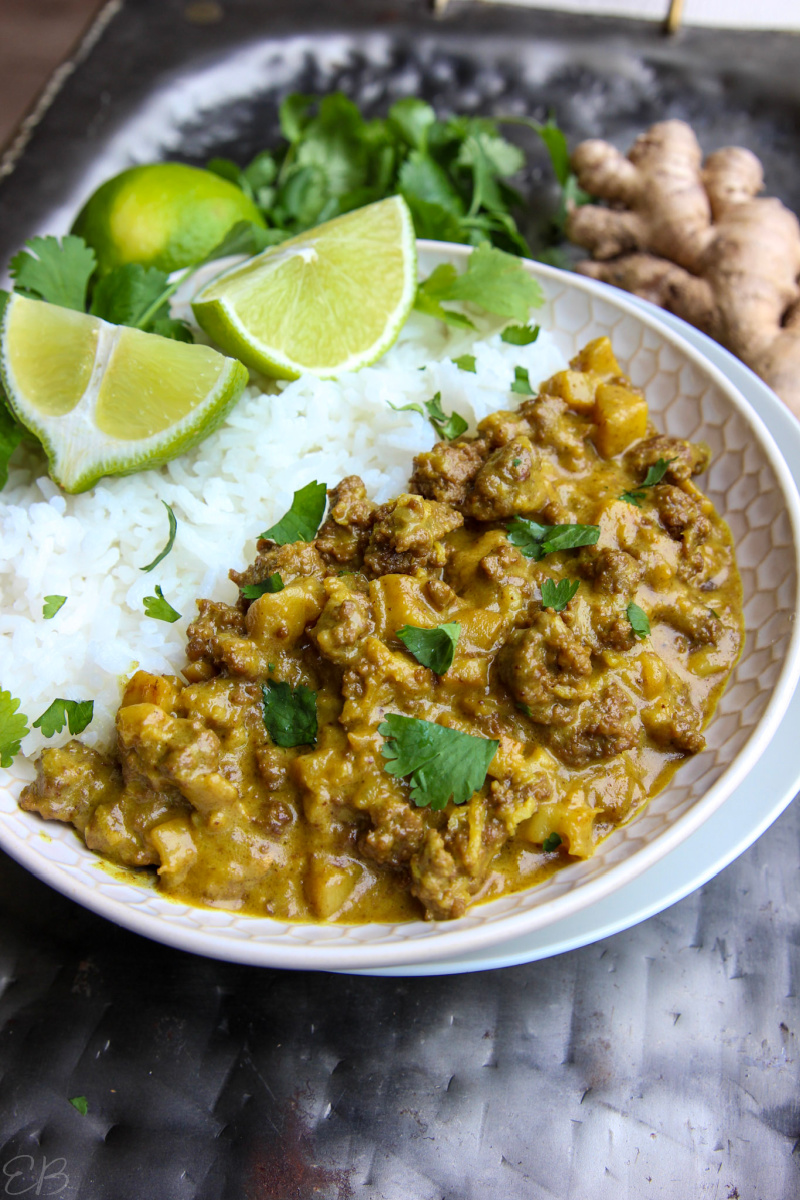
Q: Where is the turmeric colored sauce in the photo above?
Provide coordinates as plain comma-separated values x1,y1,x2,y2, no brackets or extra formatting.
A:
21,338,743,922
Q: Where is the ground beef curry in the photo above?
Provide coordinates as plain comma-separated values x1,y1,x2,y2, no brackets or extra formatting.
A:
21,337,743,922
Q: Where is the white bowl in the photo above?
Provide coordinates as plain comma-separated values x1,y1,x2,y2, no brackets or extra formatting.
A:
2,243,800,971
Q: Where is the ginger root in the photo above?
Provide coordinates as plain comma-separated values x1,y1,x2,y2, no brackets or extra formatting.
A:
566,120,800,418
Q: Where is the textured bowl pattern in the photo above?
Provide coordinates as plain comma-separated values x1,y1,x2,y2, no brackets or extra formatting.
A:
1,251,799,970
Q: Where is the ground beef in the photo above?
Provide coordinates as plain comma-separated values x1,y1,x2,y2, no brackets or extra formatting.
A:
315,475,376,568
363,493,463,577
626,435,710,484
410,437,489,506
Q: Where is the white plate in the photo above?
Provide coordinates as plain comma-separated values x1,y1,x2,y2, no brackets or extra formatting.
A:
2,257,799,970
354,305,800,976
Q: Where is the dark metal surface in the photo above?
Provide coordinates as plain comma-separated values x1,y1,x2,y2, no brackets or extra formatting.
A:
1,2,800,1195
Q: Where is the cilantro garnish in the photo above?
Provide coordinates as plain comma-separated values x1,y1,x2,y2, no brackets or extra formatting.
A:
415,243,544,327
510,365,534,395
0,397,26,491
10,236,96,312
426,393,468,441
388,394,467,441
379,714,498,811
542,832,562,853
33,698,94,738
501,323,539,346
620,457,675,507
627,601,650,640
397,623,460,675
242,573,284,599
0,688,29,767
540,578,579,613
260,481,327,545
69,1096,88,1116
143,585,181,623
452,353,477,373
42,595,67,619
140,502,178,572
507,518,600,561
262,680,317,747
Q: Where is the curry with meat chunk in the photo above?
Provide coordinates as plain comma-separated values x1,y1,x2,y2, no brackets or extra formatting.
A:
21,337,743,921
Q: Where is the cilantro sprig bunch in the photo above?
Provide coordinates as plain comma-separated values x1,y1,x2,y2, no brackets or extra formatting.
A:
209,94,586,259
211,95,530,255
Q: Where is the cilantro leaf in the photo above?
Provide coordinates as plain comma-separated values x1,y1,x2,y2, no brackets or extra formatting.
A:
0,689,29,767
414,265,476,330
510,365,534,395
507,518,600,561
140,502,178,572
143,585,181,623
439,243,544,322
389,98,437,151
397,622,460,675
69,1096,88,1116
541,578,580,612
501,323,540,346
425,393,468,441
149,316,194,343
262,680,317,747
542,832,562,853
452,354,476,373
620,457,675,506
279,93,317,143
457,130,525,217
416,244,543,327
33,698,94,738
0,396,25,491
399,152,465,216
388,399,426,418
260,480,327,544
242,573,284,599
90,264,170,327
627,601,650,640
43,595,67,619
379,714,498,811
10,236,96,311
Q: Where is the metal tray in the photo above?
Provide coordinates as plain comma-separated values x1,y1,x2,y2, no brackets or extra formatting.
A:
0,3,799,1195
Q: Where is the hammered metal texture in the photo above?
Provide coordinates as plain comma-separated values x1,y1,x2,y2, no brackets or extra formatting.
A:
1,259,797,968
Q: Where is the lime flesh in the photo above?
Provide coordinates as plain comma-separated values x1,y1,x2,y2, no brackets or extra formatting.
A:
1,294,249,493
191,195,417,379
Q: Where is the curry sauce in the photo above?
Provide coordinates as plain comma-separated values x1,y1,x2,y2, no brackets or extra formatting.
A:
21,337,743,922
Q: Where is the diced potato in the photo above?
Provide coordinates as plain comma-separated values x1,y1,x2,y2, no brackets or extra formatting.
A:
149,815,198,887
245,578,324,647
540,368,597,414
518,796,597,859
593,383,648,457
640,652,668,699
304,854,362,919
570,335,621,378
122,669,182,710
369,573,442,639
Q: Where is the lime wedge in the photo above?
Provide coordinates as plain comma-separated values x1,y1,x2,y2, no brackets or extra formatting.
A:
191,195,417,379
1,294,249,493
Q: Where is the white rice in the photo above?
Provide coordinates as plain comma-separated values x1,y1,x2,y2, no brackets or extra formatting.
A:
0,311,566,758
